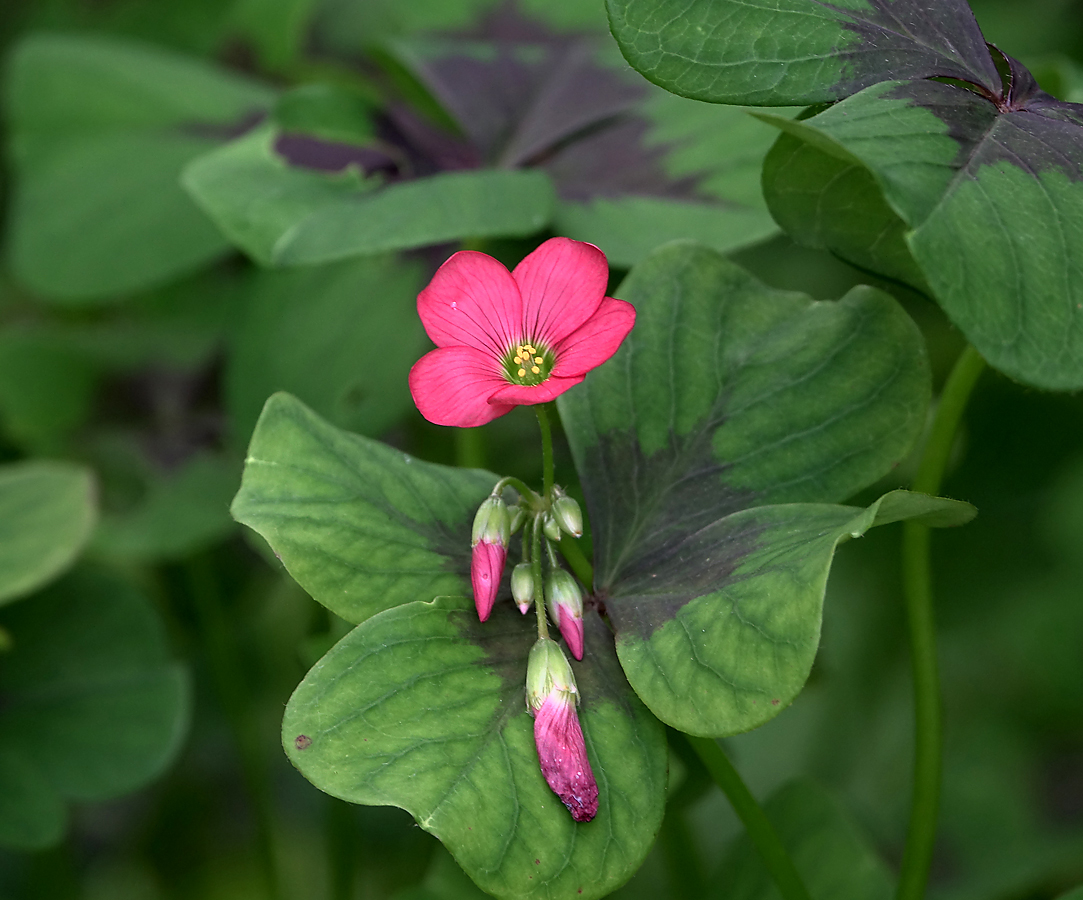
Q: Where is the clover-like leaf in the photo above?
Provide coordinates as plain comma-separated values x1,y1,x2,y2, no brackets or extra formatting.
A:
231,392,498,624
605,0,999,106
0,461,97,607
182,121,554,266
559,242,973,735
4,33,274,301
0,567,190,849
714,778,893,899
283,596,666,900
757,76,1083,389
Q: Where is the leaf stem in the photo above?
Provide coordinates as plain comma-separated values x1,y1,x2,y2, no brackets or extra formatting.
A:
536,403,555,499
558,536,594,589
897,343,985,900
531,516,548,640
686,735,812,900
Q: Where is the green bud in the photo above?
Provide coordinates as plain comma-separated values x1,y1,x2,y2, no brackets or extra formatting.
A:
525,637,577,713
511,562,534,613
542,511,561,542
509,506,527,535
472,495,510,547
552,493,583,538
545,568,582,621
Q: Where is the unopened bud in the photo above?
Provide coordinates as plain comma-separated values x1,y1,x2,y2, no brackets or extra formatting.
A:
542,511,561,542
509,506,526,535
552,491,583,538
545,568,585,660
511,563,534,614
525,637,577,714
472,495,510,548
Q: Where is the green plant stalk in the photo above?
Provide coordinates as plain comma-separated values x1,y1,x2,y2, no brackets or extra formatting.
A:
897,343,985,900
536,403,555,498
558,536,594,589
454,427,486,470
531,517,549,640
686,736,812,900
186,555,283,900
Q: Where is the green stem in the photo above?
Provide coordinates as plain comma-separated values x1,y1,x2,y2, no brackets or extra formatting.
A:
687,736,812,900
454,427,486,470
897,343,985,900
531,516,549,640
493,475,542,507
186,555,282,900
558,537,594,589
536,404,555,499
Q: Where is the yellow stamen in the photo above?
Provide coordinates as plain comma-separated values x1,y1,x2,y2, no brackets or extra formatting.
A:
518,368,526,377
531,366,540,374
534,356,543,364
514,356,522,364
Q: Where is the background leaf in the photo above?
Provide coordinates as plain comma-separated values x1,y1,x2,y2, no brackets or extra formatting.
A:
283,596,667,900
0,461,97,607
3,33,275,301
0,567,190,849
231,392,497,624
712,778,893,900
604,0,999,106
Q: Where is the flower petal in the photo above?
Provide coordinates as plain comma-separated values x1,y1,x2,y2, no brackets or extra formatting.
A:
534,693,599,823
512,238,609,346
409,346,514,427
552,296,636,379
418,251,522,355
471,541,506,622
557,605,584,661
487,374,585,407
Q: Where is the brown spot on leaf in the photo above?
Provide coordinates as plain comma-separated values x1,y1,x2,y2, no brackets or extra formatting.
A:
771,699,780,706
295,734,312,750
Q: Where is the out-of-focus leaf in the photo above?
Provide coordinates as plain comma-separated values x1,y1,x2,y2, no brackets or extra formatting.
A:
1055,888,1083,900
228,0,318,69
605,0,998,106
0,330,100,452
182,123,554,265
713,779,893,900
273,83,376,145
0,461,96,608
226,254,426,443
0,568,190,849
231,393,497,624
3,33,275,301
91,452,238,563
284,598,666,900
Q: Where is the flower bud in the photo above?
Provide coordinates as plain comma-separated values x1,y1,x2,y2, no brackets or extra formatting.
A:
542,511,562,542
552,493,583,538
472,495,510,547
508,506,527,535
525,638,597,823
545,568,585,661
470,495,510,622
511,562,534,615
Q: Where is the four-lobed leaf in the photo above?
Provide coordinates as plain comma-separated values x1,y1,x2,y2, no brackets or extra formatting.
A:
559,242,973,735
284,597,666,900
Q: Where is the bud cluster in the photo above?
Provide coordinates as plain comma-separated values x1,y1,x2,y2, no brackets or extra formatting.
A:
466,479,596,822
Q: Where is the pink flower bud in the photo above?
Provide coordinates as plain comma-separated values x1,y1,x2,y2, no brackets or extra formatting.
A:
545,569,584,660
525,638,598,823
471,541,506,622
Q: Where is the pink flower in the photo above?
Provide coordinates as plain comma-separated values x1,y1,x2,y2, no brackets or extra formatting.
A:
526,638,599,823
471,495,510,622
409,237,635,427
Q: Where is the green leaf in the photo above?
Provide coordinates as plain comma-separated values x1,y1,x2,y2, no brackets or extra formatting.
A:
182,124,554,265
757,80,1083,389
283,596,666,900
272,83,376,144
225,254,426,443
558,242,973,734
4,33,275,301
604,0,998,106
761,132,929,291
713,779,893,900
0,567,190,849
1055,888,1083,900
231,393,497,624
0,461,97,608
91,452,239,563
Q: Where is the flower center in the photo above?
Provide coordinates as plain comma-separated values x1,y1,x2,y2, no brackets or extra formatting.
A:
502,341,555,386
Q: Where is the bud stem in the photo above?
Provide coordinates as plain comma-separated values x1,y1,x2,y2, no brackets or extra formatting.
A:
531,515,549,640
535,403,555,500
